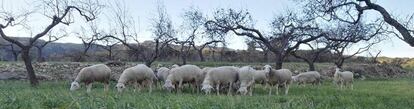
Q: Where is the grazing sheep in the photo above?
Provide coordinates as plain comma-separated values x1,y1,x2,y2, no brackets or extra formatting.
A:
163,65,202,93
171,64,180,68
201,66,239,95
292,71,322,86
333,67,354,89
253,68,269,88
70,64,111,93
116,64,156,93
201,67,212,80
156,67,170,82
237,66,255,96
264,65,292,95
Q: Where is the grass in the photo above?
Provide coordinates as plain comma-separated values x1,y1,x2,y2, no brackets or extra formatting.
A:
0,79,413,109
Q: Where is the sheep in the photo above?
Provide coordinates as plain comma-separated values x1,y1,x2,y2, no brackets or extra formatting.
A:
116,64,156,93
156,67,170,82
264,65,292,95
163,65,202,93
292,71,322,86
201,66,239,95
237,66,255,96
201,67,212,80
171,64,180,68
70,64,111,93
253,68,269,87
333,67,354,89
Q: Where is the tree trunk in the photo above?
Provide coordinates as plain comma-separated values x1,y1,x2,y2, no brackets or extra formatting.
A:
145,60,154,67
12,52,19,61
308,62,315,71
274,56,283,70
197,49,205,62
21,47,39,86
335,58,345,68
108,49,113,61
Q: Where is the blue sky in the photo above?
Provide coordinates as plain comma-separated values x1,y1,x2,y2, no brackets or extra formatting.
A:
1,0,413,58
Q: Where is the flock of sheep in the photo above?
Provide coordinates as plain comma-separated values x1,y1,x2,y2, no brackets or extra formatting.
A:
70,63,354,95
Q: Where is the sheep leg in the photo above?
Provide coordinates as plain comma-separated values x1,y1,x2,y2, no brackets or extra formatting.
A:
149,80,153,93
249,84,254,96
227,82,233,96
276,84,279,95
216,84,220,95
104,83,109,92
285,84,289,95
133,82,138,92
178,80,183,93
86,83,92,93
268,84,273,95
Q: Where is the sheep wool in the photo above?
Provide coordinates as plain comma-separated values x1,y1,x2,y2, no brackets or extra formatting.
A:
70,64,111,93
201,66,239,95
163,65,202,92
237,66,256,96
116,64,156,93
334,68,354,89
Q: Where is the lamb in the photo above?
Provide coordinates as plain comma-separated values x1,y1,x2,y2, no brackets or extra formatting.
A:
292,71,322,86
237,66,255,96
201,66,239,95
333,67,354,89
116,64,156,93
70,64,111,93
264,65,292,95
163,65,203,93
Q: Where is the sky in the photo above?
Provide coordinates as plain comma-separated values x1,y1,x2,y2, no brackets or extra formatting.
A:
1,0,413,58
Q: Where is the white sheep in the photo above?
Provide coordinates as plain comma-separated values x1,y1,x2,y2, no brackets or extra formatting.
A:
253,68,269,87
237,66,255,96
156,67,170,82
264,65,292,95
201,67,212,80
292,71,322,86
333,67,354,89
116,64,156,93
163,65,202,93
171,64,180,68
201,66,239,95
70,64,111,93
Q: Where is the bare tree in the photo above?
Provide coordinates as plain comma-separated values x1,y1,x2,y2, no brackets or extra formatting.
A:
75,22,102,62
368,50,381,64
327,21,385,68
205,9,325,69
290,38,333,71
0,0,101,86
104,1,176,66
299,0,414,47
96,37,119,61
181,6,223,62
0,43,21,61
34,29,67,62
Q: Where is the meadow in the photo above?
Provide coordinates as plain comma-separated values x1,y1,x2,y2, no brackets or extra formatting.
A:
0,79,413,109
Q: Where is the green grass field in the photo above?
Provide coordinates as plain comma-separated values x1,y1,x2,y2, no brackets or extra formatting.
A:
0,79,413,109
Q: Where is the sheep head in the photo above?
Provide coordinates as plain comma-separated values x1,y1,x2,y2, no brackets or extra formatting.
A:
115,83,126,93
291,75,298,82
201,84,213,94
163,80,175,92
70,81,80,91
237,87,249,95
